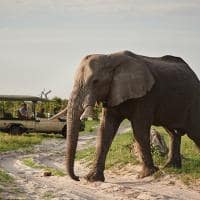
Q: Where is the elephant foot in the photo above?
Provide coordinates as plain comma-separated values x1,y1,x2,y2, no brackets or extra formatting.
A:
138,166,159,178
164,158,182,169
85,170,105,182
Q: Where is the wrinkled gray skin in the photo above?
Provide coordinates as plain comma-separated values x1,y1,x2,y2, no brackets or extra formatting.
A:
66,50,200,182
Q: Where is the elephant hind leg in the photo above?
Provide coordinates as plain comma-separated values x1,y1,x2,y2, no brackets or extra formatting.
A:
131,122,159,178
164,128,182,168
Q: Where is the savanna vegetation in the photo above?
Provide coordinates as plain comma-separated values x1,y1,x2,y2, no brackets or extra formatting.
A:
0,133,43,153
0,132,63,195
0,169,16,195
22,158,65,176
0,105,199,188
76,126,200,184
0,96,68,118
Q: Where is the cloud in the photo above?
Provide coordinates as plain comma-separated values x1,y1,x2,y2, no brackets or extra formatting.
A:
0,0,199,33
1,0,200,17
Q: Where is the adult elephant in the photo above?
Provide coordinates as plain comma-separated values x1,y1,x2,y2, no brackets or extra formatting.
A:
66,50,200,182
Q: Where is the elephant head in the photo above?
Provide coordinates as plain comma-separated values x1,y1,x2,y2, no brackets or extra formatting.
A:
66,51,155,180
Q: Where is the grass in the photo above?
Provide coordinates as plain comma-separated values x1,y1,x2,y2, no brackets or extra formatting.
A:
0,133,43,152
151,127,200,181
43,191,55,200
106,131,138,168
0,132,64,197
79,119,99,136
0,132,64,196
76,131,138,168
164,135,200,184
76,127,200,184
76,146,95,161
0,169,17,197
0,169,14,184
83,119,99,132
0,132,63,153
22,158,65,176
26,132,64,139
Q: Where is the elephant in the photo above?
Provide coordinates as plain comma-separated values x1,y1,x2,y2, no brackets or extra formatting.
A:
65,50,200,182
164,128,185,168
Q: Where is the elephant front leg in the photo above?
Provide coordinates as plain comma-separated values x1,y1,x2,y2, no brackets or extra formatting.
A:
164,129,182,168
86,108,122,182
132,123,159,178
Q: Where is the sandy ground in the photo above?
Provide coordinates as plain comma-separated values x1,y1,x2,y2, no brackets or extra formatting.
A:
0,124,200,200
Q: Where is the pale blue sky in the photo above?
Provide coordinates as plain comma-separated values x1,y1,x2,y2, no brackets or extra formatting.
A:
0,0,200,98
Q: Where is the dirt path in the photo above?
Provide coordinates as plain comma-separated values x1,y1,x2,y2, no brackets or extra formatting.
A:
0,124,200,199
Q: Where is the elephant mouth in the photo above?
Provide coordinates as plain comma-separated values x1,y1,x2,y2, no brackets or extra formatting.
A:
80,105,95,121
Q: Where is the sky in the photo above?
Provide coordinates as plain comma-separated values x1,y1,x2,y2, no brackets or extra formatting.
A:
0,0,200,99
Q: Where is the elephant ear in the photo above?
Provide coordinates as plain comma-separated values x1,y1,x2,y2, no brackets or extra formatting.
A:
107,56,155,107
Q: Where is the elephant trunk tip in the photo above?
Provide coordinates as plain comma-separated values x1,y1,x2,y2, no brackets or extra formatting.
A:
69,174,80,181
66,159,80,181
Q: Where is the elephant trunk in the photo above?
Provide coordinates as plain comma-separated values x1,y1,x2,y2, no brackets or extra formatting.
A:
66,99,83,181
66,90,96,180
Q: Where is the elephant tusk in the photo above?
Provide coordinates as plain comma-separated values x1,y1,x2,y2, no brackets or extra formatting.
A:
80,106,95,121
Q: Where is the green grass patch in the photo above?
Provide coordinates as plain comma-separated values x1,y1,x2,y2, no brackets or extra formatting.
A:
76,146,96,163
106,131,138,168
0,132,43,152
43,191,55,200
0,169,19,198
76,131,138,168
150,128,200,181
149,127,200,183
22,158,65,176
84,120,99,132
76,127,200,183
0,169,14,184
164,135,200,183
0,132,64,153
24,132,64,139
